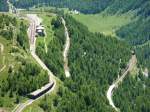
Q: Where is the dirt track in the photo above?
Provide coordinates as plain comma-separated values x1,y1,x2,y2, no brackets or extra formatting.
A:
0,43,4,53
62,17,71,78
13,14,56,112
106,55,137,111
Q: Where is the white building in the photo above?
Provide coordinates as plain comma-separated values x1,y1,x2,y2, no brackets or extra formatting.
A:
70,10,80,15
36,25,45,36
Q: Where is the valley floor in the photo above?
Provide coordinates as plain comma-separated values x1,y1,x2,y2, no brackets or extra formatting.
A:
72,11,134,35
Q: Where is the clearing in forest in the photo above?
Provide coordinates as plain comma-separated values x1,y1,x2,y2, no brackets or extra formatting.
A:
72,11,134,36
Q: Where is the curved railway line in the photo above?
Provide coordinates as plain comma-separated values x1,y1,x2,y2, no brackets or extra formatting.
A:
13,14,56,112
13,14,71,112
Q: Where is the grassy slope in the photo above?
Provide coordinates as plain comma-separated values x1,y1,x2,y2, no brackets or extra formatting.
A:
0,37,32,111
36,13,56,52
72,11,134,35
0,37,18,110
21,10,133,112
0,16,27,82
22,13,61,112
0,15,30,110
0,14,50,111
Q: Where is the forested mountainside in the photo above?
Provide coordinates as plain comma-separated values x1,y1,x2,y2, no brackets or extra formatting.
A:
0,14,49,108
116,14,150,71
9,0,150,64
36,15,131,112
116,17,150,70
106,0,150,16
0,0,9,12
10,0,150,15
36,16,66,80
116,18,150,46
0,0,149,111
10,0,112,14
114,72,150,112
109,1,150,71
9,0,150,70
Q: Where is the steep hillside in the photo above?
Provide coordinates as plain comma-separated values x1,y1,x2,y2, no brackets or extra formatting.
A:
106,0,149,15
106,1,150,71
64,0,150,71
114,72,150,112
10,0,150,15
36,14,66,80
1,1,150,111
10,0,112,14
11,0,150,47
24,15,131,112
0,14,49,111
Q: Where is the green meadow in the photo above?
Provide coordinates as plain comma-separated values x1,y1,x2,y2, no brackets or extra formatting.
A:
36,13,56,53
72,11,134,36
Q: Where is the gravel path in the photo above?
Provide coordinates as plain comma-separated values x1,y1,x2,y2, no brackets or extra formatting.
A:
106,55,137,111
62,17,71,78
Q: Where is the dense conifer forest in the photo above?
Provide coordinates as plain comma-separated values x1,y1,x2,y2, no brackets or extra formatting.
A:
10,0,150,15
0,14,49,107
0,0,150,111
37,15,131,112
36,16,66,80
114,72,150,112
0,0,8,12
9,0,150,70
9,1,150,71
10,0,112,14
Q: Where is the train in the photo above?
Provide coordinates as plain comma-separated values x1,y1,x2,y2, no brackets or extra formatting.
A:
28,81,54,99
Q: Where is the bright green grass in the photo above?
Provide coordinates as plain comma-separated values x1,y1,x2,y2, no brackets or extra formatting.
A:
22,13,65,112
72,11,134,35
0,16,30,84
0,18,43,110
0,37,15,82
39,13,55,45
0,37,30,111
36,13,56,52
23,104,44,112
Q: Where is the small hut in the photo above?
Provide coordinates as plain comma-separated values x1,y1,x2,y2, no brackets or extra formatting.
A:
36,25,45,36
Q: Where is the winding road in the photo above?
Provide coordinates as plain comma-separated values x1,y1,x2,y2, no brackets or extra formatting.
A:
13,14,56,112
0,43,6,73
106,55,137,111
0,43,4,53
0,65,6,73
12,14,71,112
61,17,71,78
